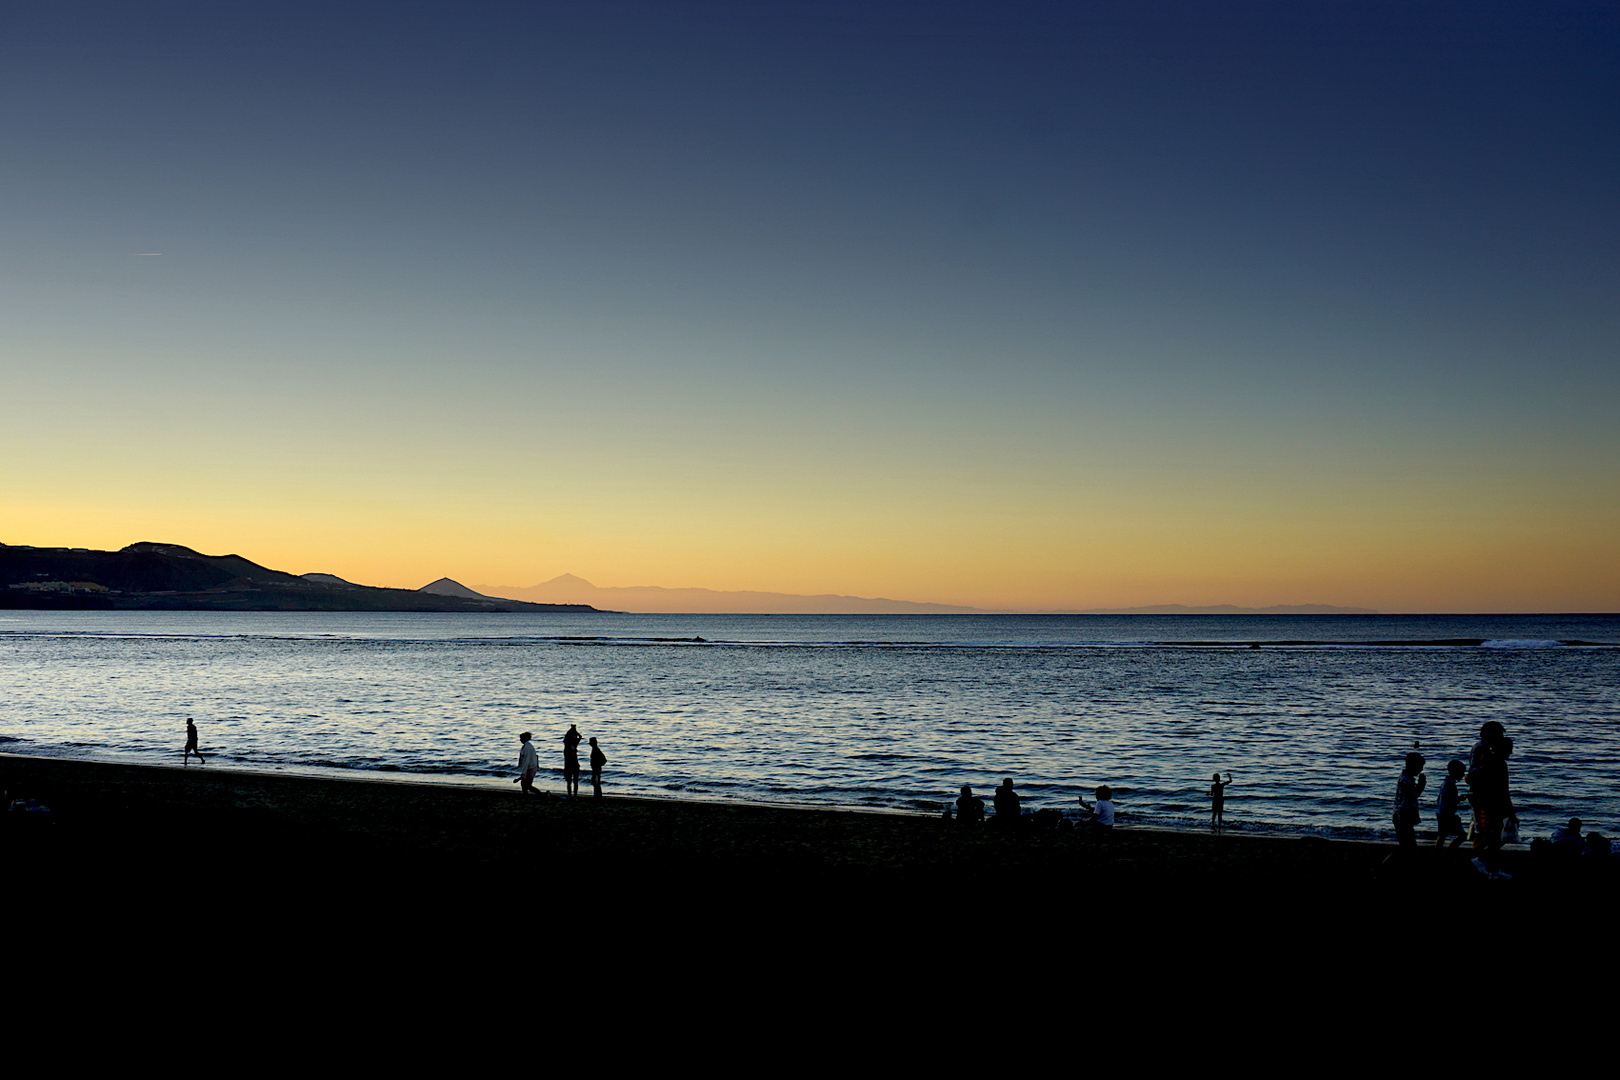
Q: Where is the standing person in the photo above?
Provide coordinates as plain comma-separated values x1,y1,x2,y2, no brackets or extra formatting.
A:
562,724,582,797
1467,722,1517,880
183,718,206,765
993,777,1021,827
1209,772,1233,831
1435,760,1468,850
1393,752,1427,849
515,732,542,797
588,737,607,798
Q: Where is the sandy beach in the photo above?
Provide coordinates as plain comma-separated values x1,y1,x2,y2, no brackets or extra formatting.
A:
4,753,1576,902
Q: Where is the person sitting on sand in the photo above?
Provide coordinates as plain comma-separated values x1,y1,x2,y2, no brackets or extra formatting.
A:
184,718,206,765
1076,785,1115,830
562,724,583,797
515,732,542,797
993,777,1021,827
1586,831,1611,859
1434,759,1467,850
1393,752,1427,849
1209,772,1232,831
1550,817,1585,854
956,785,985,824
588,737,607,798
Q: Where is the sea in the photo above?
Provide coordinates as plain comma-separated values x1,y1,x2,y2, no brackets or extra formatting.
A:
3,611,1617,841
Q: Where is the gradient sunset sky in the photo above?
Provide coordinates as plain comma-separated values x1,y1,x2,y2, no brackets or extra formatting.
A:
4,1,1617,612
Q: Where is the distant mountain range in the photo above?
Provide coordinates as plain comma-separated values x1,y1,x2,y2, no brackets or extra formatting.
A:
481,574,1378,615
0,543,597,613
1,541,1378,615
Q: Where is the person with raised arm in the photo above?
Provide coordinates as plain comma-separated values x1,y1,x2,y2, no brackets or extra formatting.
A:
1209,771,1233,831
562,724,583,797
1077,785,1116,830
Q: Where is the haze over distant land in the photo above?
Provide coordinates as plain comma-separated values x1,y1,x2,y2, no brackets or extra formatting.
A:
481,574,1377,615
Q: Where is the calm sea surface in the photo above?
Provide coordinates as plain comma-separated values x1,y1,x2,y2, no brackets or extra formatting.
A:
3,611,1617,840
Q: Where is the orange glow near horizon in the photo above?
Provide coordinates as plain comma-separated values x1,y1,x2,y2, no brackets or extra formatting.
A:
6,429,1617,612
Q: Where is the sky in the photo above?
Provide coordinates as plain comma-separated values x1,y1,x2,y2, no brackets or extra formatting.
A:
3,1,1617,612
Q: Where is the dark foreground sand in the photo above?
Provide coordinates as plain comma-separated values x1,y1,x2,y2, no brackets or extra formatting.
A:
5,752,1577,895
7,753,1611,997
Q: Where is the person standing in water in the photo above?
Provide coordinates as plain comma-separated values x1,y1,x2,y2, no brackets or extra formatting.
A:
589,737,607,798
183,718,206,765
562,724,583,797
515,732,542,797
1210,772,1233,831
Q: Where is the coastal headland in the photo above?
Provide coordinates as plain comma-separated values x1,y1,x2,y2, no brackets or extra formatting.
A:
0,542,598,613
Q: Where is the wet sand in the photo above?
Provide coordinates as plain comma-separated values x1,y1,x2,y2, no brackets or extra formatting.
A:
2,752,1530,893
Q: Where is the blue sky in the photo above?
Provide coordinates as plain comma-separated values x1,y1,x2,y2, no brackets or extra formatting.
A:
4,1,1617,610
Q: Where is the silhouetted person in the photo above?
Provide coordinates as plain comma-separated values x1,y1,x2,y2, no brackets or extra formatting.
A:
1467,722,1517,880
993,777,1021,827
515,731,542,797
1435,759,1468,850
1210,772,1232,831
1393,752,1427,849
1077,785,1116,830
1585,831,1610,859
562,724,582,797
184,718,206,765
956,785,985,824
1550,817,1585,855
589,737,606,798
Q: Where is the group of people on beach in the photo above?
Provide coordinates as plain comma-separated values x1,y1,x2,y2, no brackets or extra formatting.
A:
516,724,607,799
1392,720,1609,879
949,774,1218,832
172,714,1607,870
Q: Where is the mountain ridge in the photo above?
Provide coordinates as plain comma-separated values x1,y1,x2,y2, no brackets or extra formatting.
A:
0,543,598,613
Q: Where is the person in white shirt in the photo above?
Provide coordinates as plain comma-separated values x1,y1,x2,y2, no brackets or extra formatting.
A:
515,731,542,797
1077,785,1116,830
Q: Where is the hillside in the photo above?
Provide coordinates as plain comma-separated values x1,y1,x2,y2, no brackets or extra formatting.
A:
0,543,598,613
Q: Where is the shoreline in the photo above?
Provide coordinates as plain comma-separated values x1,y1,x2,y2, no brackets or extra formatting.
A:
4,751,1568,893
4,748,1397,841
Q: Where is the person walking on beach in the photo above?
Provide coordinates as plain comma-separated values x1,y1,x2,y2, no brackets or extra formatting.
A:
588,737,607,798
1467,722,1517,879
1393,752,1427,849
562,724,583,797
1435,760,1468,850
183,718,206,765
1209,772,1232,830
515,732,542,797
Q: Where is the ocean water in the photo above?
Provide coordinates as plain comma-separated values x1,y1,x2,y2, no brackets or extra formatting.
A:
3,611,1617,840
